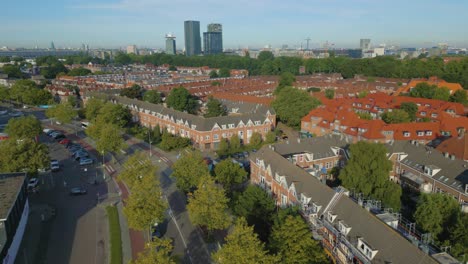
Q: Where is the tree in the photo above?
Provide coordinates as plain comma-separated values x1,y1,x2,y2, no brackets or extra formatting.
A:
272,87,321,129
257,51,274,61
159,131,190,151
46,103,77,124
84,98,104,121
67,95,78,107
409,82,436,99
205,96,226,117
0,138,49,175
171,151,210,193
5,115,42,139
143,90,162,104
0,85,9,101
400,102,418,121
67,67,92,76
187,176,231,232
94,123,126,154
114,52,132,65
275,72,296,94
269,215,327,264
123,167,167,230
131,238,176,264
219,68,231,78
232,185,276,241
212,218,278,264
358,90,368,98
265,131,276,144
214,160,247,191
357,112,372,120
339,141,401,211
166,86,198,113
325,89,335,99
98,102,132,127
168,65,177,71
414,193,460,240
2,64,25,78
432,87,451,101
448,213,468,261
229,135,242,154
9,80,36,103
249,132,263,149
209,70,219,78
381,109,411,124
450,90,467,104
118,152,154,189
120,84,143,99
217,138,230,156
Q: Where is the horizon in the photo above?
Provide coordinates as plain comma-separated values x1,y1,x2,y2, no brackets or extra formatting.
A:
2,0,468,49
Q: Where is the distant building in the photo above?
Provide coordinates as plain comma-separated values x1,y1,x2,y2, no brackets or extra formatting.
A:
165,34,176,55
0,173,28,264
184,20,202,56
360,38,371,50
50,41,55,50
203,23,223,55
126,45,137,54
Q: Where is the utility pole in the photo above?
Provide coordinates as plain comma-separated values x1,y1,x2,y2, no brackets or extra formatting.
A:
304,37,311,50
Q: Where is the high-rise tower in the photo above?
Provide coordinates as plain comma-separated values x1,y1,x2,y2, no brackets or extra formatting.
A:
360,39,371,50
165,34,176,55
184,20,201,56
203,23,223,55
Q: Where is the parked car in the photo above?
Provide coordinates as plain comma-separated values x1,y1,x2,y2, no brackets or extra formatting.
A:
54,134,66,141
69,187,87,195
59,139,71,145
79,158,94,166
47,130,58,137
27,178,39,189
73,149,88,157
51,160,60,172
0,110,8,115
151,225,163,241
75,153,89,161
8,111,23,117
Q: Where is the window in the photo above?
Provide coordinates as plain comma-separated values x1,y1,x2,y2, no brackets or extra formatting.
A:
264,128,269,132
420,111,426,116
431,113,438,118
228,124,235,129
254,121,261,125
426,131,432,136
213,134,219,140
417,131,424,136
222,133,226,138
403,131,410,137
205,135,210,140
221,125,226,129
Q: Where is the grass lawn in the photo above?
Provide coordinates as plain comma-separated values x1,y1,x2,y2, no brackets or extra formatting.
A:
106,205,123,264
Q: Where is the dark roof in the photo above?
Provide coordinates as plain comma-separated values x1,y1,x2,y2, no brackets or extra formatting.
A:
0,173,26,220
273,134,349,158
100,94,275,132
386,140,468,192
251,146,438,264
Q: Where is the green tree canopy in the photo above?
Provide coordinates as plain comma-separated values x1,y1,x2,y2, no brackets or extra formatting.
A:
217,138,230,156
171,151,210,193
265,131,276,144
143,90,162,104
123,165,167,230
187,176,231,232
0,138,49,175
205,96,227,117
229,135,242,153
98,102,132,127
67,67,92,76
448,213,468,261
120,84,143,99
399,102,418,121
114,52,132,65
67,95,78,107
166,86,198,114
118,152,154,189
45,103,77,124
232,185,276,241
1,64,25,78
248,132,263,149
272,87,321,129
257,51,274,61
214,160,247,191
275,72,296,94
84,98,104,121
219,68,231,78
212,217,278,264
432,87,451,101
209,70,219,78
159,131,190,151
269,215,327,264
94,123,126,154
325,89,335,99
5,115,42,139
381,109,411,124
0,85,9,101
131,239,176,264
339,141,401,211
450,90,467,104
414,193,460,240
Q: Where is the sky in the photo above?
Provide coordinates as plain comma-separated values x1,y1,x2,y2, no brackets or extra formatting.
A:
1,0,467,50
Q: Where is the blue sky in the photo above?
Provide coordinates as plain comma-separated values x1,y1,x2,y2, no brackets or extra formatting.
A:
1,0,467,49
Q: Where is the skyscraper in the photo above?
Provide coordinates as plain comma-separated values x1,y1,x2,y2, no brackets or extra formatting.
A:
203,23,223,55
184,20,201,56
360,39,371,50
165,34,176,55
50,41,55,50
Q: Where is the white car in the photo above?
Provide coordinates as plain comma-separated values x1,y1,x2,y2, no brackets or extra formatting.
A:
79,158,94,166
27,178,39,189
51,160,60,172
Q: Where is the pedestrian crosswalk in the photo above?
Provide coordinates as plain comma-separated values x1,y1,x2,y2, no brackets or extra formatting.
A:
104,164,115,174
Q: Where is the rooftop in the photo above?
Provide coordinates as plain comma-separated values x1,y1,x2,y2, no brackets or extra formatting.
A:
0,173,26,220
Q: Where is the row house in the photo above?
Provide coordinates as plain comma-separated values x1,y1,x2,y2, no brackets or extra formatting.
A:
386,140,468,208
84,93,276,150
250,146,438,264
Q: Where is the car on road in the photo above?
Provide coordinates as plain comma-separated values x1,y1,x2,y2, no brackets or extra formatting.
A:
0,110,8,115
69,187,87,195
54,134,66,140
51,160,60,172
59,139,71,145
72,149,88,157
79,158,94,166
74,152,89,161
27,178,39,189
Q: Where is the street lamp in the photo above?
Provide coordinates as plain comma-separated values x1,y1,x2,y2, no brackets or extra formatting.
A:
148,126,152,157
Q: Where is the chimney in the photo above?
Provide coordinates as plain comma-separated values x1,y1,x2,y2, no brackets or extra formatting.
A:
444,152,450,158
297,138,301,143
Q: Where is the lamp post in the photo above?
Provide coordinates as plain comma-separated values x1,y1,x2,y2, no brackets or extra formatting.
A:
148,127,152,157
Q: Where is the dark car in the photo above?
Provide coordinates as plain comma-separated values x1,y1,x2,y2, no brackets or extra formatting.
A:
69,187,87,195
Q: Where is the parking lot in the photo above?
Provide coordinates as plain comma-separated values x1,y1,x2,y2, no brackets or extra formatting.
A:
16,129,110,264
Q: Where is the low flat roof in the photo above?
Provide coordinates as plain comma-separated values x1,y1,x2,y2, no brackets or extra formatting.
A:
0,173,26,220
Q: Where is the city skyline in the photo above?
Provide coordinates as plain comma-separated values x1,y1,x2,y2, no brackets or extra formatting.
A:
1,0,468,49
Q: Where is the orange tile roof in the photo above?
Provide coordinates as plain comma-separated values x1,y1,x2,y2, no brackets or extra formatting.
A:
436,131,468,161
394,77,464,96
211,92,273,106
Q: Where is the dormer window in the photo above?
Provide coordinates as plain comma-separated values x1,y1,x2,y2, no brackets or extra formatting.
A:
357,238,379,260
417,131,424,136
420,111,426,116
403,131,410,137
327,211,337,223
426,131,432,136
431,113,438,118
338,220,352,236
